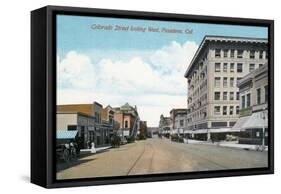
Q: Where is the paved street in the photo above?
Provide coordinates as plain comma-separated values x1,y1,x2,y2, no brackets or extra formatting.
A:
57,138,268,180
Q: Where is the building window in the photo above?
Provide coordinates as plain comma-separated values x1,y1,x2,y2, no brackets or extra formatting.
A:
223,77,227,87
230,63,234,72
223,63,228,72
215,77,221,87
230,77,234,87
249,64,255,72
237,77,242,85
180,120,184,127
223,49,228,58
215,63,221,72
257,88,261,105
125,120,128,128
236,92,239,100
256,131,260,137
199,62,203,70
223,106,227,115
250,50,255,59
259,51,264,59
242,96,246,109
237,50,243,58
214,92,220,100
229,106,234,115
68,125,77,131
95,112,100,123
215,49,221,58
214,106,221,115
230,49,235,58
259,64,263,68
211,122,227,127
223,92,227,100
265,85,268,103
246,93,251,107
236,106,239,115
230,92,234,100
237,63,243,73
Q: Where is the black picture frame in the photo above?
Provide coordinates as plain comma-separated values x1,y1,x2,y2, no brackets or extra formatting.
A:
31,5,274,188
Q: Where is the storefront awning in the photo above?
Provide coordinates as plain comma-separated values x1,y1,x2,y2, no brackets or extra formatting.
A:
57,130,78,139
184,128,238,134
243,111,268,129
232,116,251,131
232,111,268,131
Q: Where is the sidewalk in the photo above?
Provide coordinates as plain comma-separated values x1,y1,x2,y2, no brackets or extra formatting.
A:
184,139,268,151
80,146,112,154
184,139,213,145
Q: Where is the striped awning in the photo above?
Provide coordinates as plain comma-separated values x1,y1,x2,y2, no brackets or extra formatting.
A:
57,130,78,139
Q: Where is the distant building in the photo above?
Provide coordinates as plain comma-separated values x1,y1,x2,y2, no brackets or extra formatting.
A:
233,63,268,145
184,35,268,140
102,105,114,126
170,109,187,136
101,105,117,136
159,114,172,137
57,102,111,148
113,102,140,138
146,127,159,137
139,121,148,138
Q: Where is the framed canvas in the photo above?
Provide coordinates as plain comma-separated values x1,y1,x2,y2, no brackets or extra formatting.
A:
31,5,274,188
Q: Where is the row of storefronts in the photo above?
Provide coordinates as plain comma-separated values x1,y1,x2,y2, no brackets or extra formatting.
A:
56,102,146,149
56,102,112,149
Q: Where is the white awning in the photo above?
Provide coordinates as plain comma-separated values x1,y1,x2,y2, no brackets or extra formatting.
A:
184,128,238,134
183,129,207,134
232,111,268,131
243,111,268,129
171,128,185,134
232,116,251,131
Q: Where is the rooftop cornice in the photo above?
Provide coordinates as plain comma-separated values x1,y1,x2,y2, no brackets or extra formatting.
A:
184,35,268,78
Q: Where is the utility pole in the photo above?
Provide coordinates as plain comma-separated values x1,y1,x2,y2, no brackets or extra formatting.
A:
262,106,266,151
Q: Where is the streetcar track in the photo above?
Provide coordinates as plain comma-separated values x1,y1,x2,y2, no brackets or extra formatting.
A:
129,140,229,174
135,140,228,173
126,143,146,175
127,142,156,175
148,142,155,173
169,141,230,169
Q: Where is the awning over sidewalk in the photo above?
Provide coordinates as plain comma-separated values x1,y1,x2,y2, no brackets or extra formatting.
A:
232,111,268,131
184,127,241,134
57,130,78,139
170,128,184,134
231,116,251,131
244,111,268,129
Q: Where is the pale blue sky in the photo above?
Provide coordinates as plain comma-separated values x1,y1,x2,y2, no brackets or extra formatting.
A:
56,14,268,126
57,15,267,58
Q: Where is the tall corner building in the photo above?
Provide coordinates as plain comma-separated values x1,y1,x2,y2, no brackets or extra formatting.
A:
184,35,268,139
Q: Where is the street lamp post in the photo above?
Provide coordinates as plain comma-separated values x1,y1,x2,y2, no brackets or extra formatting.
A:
261,106,266,151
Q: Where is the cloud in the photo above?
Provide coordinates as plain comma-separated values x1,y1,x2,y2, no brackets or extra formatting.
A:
57,41,198,126
150,41,198,73
96,56,186,96
57,51,97,89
